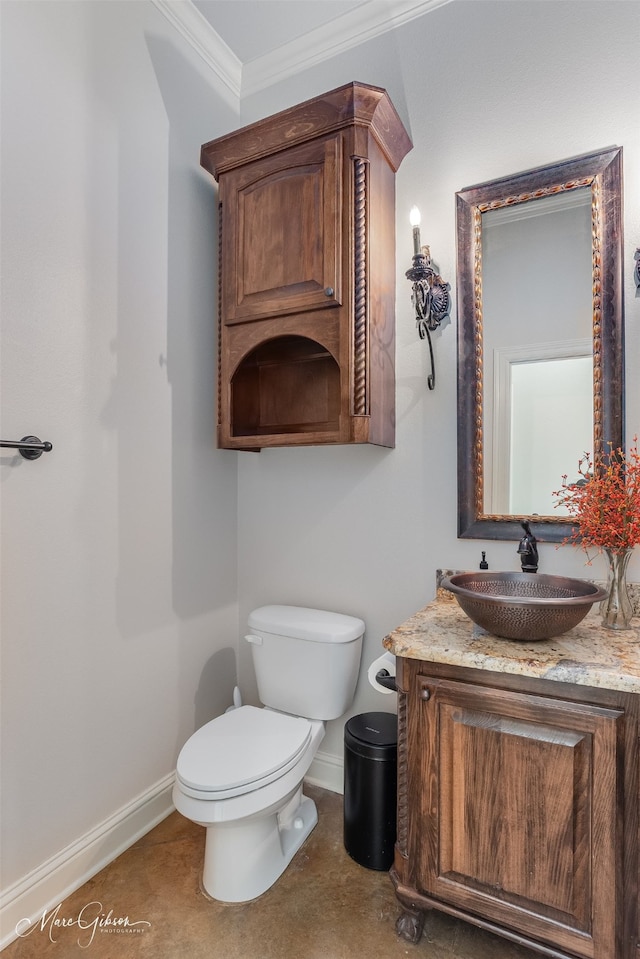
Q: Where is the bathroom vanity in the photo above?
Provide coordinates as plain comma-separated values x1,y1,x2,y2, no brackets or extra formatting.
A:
383,592,640,959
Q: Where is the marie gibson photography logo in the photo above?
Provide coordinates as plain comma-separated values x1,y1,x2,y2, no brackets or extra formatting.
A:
16,900,151,948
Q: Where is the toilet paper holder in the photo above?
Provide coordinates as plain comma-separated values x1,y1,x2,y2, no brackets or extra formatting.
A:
375,669,397,692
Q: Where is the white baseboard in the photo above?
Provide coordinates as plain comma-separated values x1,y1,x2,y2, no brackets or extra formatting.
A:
0,773,175,951
1,756,343,951
305,749,344,795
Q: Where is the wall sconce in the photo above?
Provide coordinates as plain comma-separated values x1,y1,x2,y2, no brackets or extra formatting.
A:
406,207,451,390
634,248,640,294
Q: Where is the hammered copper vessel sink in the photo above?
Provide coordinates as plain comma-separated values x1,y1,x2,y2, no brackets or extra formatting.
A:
441,571,608,641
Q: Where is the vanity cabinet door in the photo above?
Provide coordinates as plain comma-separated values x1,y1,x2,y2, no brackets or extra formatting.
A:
415,676,623,959
219,134,342,325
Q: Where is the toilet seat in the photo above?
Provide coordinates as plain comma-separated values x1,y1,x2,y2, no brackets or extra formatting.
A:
176,705,312,800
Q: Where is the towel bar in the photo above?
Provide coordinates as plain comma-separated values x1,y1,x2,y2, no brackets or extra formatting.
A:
0,436,53,460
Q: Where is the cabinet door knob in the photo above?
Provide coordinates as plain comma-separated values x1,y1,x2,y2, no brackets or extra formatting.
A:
421,688,431,701
324,287,334,297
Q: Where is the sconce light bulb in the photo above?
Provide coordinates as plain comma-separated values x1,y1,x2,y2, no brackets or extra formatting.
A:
410,206,422,255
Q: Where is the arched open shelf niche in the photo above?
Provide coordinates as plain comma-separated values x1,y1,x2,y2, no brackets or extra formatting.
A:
231,335,341,440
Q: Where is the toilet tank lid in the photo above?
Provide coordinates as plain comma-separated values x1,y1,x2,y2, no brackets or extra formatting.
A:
248,605,365,643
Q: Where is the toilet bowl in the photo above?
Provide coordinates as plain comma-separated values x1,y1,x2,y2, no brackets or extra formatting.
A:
173,706,325,902
173,605,364,902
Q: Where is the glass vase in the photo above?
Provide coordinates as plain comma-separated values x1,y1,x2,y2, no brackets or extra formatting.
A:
599,548,634,630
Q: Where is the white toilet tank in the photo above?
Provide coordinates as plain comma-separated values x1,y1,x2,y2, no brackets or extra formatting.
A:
246,605,365,721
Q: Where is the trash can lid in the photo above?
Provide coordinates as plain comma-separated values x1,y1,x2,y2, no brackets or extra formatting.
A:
345,711,397,758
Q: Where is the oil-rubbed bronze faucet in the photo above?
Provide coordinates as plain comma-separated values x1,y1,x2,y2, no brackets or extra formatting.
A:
517,521,539,573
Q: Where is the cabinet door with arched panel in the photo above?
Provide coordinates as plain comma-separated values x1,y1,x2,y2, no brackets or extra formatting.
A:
392,656,639,959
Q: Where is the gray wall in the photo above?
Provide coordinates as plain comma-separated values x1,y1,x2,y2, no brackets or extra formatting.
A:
236,0,640,760
1,0,240,895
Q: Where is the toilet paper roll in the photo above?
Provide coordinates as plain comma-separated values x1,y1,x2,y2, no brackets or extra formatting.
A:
367,651,397,694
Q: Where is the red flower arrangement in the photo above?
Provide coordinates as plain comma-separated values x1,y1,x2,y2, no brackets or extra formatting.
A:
553,438,640,555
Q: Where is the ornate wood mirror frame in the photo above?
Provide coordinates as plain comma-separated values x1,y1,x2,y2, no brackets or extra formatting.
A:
456,147,624,541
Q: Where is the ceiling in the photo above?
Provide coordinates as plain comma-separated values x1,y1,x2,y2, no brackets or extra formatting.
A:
153,0,450,100
193,1,368,63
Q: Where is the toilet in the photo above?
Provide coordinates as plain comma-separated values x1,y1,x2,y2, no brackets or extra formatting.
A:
172,605,364,903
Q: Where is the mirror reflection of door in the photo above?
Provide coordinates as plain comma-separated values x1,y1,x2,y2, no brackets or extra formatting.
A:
489,349,593,515
481,188,593,517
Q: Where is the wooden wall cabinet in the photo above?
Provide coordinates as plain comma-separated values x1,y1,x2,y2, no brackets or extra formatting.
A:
200,82,412,450
392,657,639,959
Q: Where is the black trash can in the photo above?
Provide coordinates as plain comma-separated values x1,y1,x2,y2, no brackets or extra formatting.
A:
343,711,397,870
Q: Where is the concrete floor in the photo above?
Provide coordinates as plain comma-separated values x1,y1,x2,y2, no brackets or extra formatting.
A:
5,785,539,958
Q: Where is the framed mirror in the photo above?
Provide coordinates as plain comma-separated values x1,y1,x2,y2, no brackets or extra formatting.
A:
456,147,624,541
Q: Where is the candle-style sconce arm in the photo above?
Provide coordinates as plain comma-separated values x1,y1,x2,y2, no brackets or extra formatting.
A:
406,245,451,390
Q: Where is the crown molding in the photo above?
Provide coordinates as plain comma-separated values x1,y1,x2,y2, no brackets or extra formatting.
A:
151,0,452,102
483,187,592,227
150,0,242,105
242,0,453,97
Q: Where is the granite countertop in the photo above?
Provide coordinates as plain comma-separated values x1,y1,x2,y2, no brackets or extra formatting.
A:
383,590,640,695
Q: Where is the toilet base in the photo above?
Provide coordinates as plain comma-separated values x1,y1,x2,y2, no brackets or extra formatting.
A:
201,786,318,902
